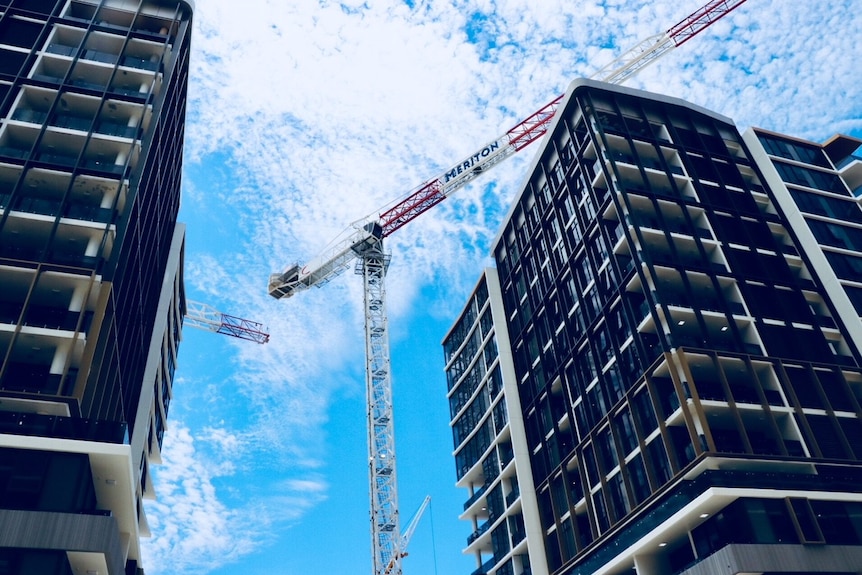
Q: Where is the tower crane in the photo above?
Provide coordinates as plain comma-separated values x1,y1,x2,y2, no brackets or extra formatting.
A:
184,299,270,344
268,1,748,574
384,495,432,575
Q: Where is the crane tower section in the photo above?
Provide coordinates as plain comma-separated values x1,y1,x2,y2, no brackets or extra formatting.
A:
359,241,400,574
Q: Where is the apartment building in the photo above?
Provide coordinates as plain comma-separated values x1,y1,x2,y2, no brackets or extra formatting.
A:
444,79,862,575
0,1,193,573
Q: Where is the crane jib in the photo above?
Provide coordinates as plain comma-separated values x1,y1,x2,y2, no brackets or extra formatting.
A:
443,140,501,182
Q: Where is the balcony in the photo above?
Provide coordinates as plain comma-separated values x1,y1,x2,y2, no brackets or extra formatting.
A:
464,484,488,511
10,108,49,125
470,556,497,575
837,154,862,193
11,105,141,141
0,301,93,332
32,69,156,101
0,146,30,160
505,484,520,507
0,244,102,270
63,34,162,69
3,194,113,224
45,42,77,57
0,410,126,444
467,519,491,545
0,362,77,395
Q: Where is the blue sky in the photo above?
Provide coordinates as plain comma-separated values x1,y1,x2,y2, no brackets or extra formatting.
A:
140,1,862,574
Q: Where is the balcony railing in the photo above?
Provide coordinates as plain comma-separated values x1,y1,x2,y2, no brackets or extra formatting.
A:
0,145,30,159
0,301,94,332
3,195,113,224
45,42,78,56
97,121,139,139
0,365,77,395
0,411,127,444
0,244,102,270
82,48,119,65
11,108,49,124
470,556,497,575
505,485,520,506
121,54,159,71
13,107,140,140
46,42,161,73
31,74,150,101
467,520,491,545
464,484,488,511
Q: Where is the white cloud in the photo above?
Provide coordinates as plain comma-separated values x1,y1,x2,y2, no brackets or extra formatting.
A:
142,423,329,574
141,424,263,574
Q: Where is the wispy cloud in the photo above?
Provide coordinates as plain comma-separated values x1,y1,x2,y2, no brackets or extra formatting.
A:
142,422,328,574
141,424,264,574
143,0,862,572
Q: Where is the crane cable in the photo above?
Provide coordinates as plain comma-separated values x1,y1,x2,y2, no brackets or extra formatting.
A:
430,499,439,575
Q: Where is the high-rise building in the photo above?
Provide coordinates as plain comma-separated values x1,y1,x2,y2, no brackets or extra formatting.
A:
444,269,550,575
0,1,192,573
444,79,862,575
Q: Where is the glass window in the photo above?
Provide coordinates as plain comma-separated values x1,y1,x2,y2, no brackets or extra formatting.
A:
626,453,651,505
788,498,823,543
538,486,555,529
632,386,658,433
491,522,510,560
607,472,630,522
560,517,577,561
774,161,846,194
785,365,825,409
789,188,862,222
551,473,569,518
813,500,862,545
567,464,584,503
545,529,562,572
842,285,862,315
759,134,831,168
825,251,862,282
595,426,617,474
613,407,638,455
576,510,593,549
807,415,849,459
592,488,610,533
644,438,671,488
747,498,798,543
582,443,599,486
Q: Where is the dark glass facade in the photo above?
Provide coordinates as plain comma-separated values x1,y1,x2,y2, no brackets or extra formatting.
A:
465,81,862,575
445,274,536,575
0,0,192,573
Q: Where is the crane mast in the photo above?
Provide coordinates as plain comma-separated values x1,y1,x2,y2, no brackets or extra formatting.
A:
268,2,748,574
359,240,399,572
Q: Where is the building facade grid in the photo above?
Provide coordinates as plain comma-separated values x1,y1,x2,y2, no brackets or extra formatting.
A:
0,0,192,573
448,80,862,575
